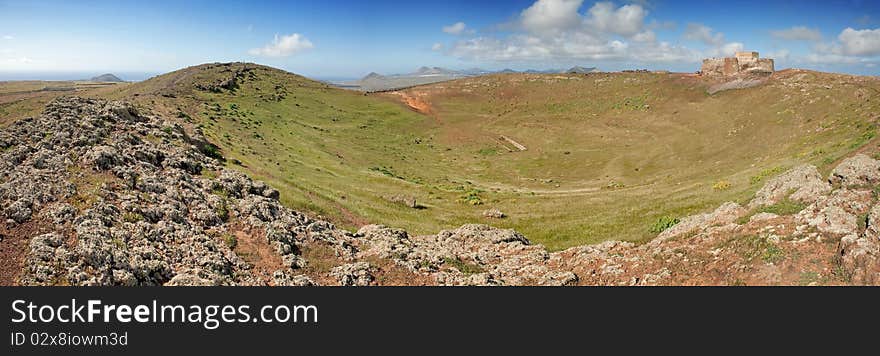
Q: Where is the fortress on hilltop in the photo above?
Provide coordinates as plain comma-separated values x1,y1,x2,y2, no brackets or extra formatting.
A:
701,51,774,76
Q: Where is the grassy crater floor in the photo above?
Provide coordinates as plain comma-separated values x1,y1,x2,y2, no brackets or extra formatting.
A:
88,64,880,250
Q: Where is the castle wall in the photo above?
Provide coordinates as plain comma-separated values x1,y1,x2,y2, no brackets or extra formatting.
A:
701,54,774,76
701,58,740,76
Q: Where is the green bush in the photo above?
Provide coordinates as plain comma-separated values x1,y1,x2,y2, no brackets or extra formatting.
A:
222,233,237,250
201,143,225,161
650,216,680,233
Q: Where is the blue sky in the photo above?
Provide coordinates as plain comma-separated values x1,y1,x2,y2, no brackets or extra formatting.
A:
2,0,880,80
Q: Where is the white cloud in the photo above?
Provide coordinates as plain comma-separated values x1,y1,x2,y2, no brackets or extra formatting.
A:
631,30,655,43
805,53,861,64
680,23,747,59
800,27,880,65
442,22,469,35
431,43,444,51
520,0,583,34
683,23,724,46
248,33,313,57
706,42,744,57
441,0,732,66
837,28,880,56
647,20,676,31
585,1,646,37
770,26,821,41
2,35,13,40
765,49,791,61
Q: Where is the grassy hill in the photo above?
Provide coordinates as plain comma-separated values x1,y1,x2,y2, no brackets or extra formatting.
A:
48,63,880,250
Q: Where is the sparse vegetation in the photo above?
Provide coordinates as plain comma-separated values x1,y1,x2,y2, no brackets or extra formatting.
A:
211,186,229,198
858,212,869,232
737,234,785,264
604,180,625,190
850,128,876,149
457,190,484,206
750,166,785,184
712,180,731,191
122,212,144,223
443,257,484,275
216,200,230,222
222,233,238,250
756,198,806,216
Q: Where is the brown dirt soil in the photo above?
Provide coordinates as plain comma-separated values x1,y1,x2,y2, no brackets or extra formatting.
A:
302,190,370,229
365,255,435,286
388,91,433,115
226,224,282,285
299,242,436,286
298,243,344,285
0,217,56,286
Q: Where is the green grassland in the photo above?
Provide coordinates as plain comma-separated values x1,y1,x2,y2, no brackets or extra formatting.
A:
7,63,878,250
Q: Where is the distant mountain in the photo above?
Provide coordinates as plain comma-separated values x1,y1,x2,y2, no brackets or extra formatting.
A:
524,69,561,74
361,72,387,81
565,66,599,74
415,67,458,76
90,73,124,82
339,65,603,92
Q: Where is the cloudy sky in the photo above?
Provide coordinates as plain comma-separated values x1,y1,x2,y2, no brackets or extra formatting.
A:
2,0,880,80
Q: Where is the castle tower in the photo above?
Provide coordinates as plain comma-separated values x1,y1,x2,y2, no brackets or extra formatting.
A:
735,51,759,61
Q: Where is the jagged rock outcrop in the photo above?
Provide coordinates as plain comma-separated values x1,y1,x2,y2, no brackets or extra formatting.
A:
830,154,880,187
0,97,309,285
839,205,880,284
656,202,746,241
749,165,831,207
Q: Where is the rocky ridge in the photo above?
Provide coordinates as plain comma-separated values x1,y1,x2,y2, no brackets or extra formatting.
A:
1,97,879,286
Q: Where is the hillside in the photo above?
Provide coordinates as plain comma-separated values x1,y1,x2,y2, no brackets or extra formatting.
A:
94,63,880,251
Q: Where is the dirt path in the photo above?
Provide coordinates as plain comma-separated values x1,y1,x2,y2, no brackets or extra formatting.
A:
499,135,527,151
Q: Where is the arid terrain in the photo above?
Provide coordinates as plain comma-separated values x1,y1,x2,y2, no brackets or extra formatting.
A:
1,63,879,285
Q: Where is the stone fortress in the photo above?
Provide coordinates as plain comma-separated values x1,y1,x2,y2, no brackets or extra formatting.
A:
700,51,774,76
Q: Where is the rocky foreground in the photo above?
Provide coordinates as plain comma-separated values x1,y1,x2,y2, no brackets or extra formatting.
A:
1,97,878,285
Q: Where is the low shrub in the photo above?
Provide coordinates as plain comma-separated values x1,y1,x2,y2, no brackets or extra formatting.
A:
650,216,680,233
